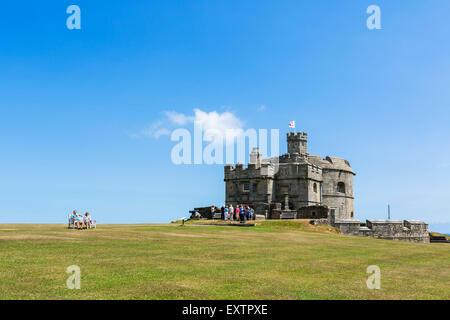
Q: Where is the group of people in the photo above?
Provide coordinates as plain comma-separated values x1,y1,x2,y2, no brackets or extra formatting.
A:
213,204,256,222
70,210,94,229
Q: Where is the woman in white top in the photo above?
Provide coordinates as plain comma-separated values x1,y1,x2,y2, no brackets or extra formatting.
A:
83,212,91,228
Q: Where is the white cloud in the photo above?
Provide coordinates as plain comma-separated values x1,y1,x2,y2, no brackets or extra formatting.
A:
133,108,244,140
138,120,171,139
191,108,244,140
257,105,266,112
164,111,193,125
152,128,171,139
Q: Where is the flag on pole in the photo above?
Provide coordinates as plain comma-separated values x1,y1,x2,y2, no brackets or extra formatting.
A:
289,121,295,129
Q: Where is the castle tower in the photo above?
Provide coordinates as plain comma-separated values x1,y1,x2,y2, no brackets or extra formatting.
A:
287,132,308,155
249,147,262,166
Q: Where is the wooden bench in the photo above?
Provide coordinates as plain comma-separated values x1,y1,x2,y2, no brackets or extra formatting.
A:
68,214,96,229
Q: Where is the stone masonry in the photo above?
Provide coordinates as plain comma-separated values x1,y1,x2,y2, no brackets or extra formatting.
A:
328,210,430,243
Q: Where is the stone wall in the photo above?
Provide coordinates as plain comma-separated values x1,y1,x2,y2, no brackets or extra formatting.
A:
297,205,328,219
333,220,361,235
269,210,297,219
311,218,329,225
328,210,429,243
363,220,430,243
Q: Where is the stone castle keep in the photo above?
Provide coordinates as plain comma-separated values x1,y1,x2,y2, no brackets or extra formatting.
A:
223,131,430,243
224,131,355,219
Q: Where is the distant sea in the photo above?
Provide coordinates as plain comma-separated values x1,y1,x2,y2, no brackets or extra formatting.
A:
429,223,450,235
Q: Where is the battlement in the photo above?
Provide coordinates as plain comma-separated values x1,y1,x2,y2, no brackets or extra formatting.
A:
224,161,276,181
224,162,272,172
287,131,308,140
224,163,245,171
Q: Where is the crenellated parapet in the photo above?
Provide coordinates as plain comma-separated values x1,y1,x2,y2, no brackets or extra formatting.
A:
287,131,308,139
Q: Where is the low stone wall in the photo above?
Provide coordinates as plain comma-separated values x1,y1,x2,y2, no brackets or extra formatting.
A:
364,220,430,243
327,210,429,243
333,220,361,236
297,205,328,219
270,210,281,219
270,210,297,219
270,205,329,219
311,218,329,226
366,220,404,239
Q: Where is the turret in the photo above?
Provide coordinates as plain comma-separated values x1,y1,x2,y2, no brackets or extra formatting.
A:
249,147,262,166
287,131,308,155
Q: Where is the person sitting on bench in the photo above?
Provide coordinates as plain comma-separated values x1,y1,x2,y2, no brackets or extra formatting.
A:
70,210,81,229
75,213,84,229
70,210,77,224
83,212,92,228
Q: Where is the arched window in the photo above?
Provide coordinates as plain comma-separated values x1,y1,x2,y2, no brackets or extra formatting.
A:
337,182,346,193
351,212,354,218
313,183,317,193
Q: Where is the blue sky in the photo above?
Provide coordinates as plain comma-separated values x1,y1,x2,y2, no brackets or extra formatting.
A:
0,1,449,233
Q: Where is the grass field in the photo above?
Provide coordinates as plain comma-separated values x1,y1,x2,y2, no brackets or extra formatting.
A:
0,220,449,300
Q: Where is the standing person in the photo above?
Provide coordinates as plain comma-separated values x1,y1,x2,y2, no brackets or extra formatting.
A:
221,205,225,220
229,204,234,221
235,206,240,221
239,205,245,223
224,206,229,221
211,206,216,220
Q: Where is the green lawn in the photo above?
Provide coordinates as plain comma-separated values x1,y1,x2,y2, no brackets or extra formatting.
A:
0,221,449,300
